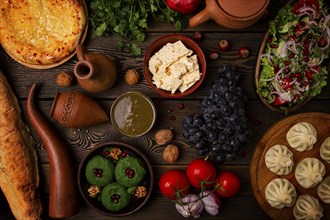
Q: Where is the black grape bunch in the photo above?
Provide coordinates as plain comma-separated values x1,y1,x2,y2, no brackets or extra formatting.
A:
182,64,252,163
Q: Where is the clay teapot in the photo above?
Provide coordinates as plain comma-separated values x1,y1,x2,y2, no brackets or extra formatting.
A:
189,0,269,29
50,90,109,128
74,45,117,93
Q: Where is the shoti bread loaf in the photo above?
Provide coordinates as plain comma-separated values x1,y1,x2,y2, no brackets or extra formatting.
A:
0,71,42,219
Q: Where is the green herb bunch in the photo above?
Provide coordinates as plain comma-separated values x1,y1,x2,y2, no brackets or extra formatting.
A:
90,0,188,56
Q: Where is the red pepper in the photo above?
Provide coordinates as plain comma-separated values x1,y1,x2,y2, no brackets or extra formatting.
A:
274,96,287,106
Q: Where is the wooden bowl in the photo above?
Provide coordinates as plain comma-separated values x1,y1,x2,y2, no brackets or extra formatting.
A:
254,31,312,113
254,0,330,113
143,34,206,98
1,0,88,69
250,112,330,220
78,142,154,217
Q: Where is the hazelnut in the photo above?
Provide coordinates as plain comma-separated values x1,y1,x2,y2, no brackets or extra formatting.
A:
209,51,219,60
218,39,230,52
56,72,74,87
125,69,140,85
155,128,174,145
163,144,179,163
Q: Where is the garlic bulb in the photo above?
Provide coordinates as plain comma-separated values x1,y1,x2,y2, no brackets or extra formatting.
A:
175,194,203,218
200,190,220,216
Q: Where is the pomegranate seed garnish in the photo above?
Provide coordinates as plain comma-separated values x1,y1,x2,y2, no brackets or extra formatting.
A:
193,31,203,42
169,116,176,121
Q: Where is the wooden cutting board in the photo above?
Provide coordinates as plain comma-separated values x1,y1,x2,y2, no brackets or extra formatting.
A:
250,112,330,220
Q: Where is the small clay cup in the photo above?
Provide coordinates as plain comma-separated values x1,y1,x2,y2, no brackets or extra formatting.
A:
50,90,109,128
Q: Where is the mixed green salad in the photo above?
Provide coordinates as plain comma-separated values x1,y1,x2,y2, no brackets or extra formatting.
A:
258,0,329,112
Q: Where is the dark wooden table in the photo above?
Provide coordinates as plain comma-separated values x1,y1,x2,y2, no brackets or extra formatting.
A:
1,1,329,219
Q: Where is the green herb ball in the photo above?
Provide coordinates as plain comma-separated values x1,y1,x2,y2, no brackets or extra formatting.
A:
85,155,115,187
115,156,146,188
101,182,130,212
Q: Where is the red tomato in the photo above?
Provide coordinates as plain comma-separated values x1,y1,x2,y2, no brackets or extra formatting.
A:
159,170,190,200
215,171,240,198
186,159,217,189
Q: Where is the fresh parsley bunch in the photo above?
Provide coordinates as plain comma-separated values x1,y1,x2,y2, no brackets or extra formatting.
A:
90,0,187,56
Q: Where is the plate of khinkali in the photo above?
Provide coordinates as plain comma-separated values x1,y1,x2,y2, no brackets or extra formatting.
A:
250,112,330,220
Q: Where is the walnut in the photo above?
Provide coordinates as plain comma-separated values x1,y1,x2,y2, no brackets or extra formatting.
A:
155,128,174,145
124,69,140,85
88,185,100,198
163,144,179,163
110,148,122,160
134,186,147,198
56,72,74,87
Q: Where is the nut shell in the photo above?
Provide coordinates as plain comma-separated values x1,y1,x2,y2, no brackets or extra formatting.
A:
162,144,179,163
155,128,174,145
56,72,74,87
124,69,140,85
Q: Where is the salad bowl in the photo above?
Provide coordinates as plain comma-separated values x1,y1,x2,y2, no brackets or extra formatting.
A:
255,0,329,113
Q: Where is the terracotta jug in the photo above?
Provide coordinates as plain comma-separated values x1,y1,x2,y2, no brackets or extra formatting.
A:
189,0,269,29
50,90,109,128
74,45,117,93
27,84,79,218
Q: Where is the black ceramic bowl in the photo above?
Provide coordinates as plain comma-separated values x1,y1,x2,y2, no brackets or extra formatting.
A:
78,142,154,216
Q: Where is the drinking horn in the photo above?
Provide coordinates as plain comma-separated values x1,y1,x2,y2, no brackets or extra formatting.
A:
26,84,79,218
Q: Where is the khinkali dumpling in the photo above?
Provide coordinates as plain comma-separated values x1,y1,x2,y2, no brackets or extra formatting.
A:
317,176,330,204
286,122,317,152
265,144,294,175
320,137,330,164
293,195,323,220
265,178,296,209
295,158,325,189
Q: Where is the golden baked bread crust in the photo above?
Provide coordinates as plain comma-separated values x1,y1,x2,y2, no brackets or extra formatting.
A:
0,0,87,65
0,71,42,219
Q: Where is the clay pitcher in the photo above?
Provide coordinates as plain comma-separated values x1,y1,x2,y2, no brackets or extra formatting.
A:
74,44,117,93
50,90,109,128
189,0,269,29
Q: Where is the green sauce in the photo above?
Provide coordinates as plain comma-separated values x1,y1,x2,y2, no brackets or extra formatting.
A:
112,93,155,136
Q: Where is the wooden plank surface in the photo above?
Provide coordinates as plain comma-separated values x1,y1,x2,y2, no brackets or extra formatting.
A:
0,0,329,219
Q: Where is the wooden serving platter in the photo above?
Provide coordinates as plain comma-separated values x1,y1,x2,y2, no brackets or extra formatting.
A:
250,112,330,220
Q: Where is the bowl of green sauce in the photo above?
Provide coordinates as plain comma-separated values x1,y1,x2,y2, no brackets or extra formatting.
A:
110,92,156,137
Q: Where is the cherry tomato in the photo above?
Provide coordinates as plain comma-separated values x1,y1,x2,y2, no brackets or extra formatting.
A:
215,171,240,198
159,169,190,200
186,159,217,189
